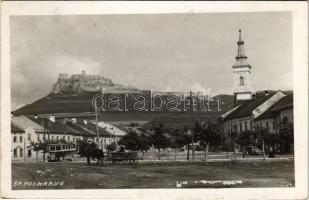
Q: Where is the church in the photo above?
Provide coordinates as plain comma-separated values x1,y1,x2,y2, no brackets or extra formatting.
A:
221,30,293,153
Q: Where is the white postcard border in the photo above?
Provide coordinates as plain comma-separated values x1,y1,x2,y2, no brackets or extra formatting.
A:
1,1,308,199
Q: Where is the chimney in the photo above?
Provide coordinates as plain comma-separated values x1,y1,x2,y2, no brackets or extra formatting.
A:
265,90,269,96
49,115,55,123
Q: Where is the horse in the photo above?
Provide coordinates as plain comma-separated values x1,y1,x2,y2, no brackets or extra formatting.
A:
89,149,105,166
78,140,105,165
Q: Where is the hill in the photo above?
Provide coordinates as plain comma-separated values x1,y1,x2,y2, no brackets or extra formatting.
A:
12,71,234,126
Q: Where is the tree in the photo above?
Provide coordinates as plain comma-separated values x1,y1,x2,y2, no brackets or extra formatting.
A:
118,131,140,151
77,139,98,164
169,128,189,161
253,126,269,160
195,120,221,162
264,133,280,152
106,142,117,152
31,141,48,162
237,130,254,158
118,130,151,159
279,117,294,153
149,123,170,160
178,126,193,161
139,132,151,158
229,131,238,160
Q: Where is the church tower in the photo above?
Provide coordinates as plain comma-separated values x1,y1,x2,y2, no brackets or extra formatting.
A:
232,29,253,106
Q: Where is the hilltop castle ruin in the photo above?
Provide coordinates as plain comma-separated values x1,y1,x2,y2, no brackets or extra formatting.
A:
51,71,138,95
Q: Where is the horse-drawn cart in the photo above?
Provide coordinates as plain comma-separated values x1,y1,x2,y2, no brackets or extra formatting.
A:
106,152,138,165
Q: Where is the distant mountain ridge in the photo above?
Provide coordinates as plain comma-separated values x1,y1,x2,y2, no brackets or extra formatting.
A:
12,71,235,119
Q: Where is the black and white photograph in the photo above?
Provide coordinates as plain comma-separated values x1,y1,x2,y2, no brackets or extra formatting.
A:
1,1,308,199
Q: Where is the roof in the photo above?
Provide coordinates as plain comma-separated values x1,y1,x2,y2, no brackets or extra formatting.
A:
254,109,273,120
223,91,277,121
11,123,25,133
63,120,96,137
28,116,79,135
271,93,293,112
97,121,128,137
11,115,44,132
256,92,293,120
75,119,111,137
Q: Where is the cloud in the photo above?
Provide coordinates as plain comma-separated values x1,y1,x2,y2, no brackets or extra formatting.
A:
191,82,210,93
51,54,102,77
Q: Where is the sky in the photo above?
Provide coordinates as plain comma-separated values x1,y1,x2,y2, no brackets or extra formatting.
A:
11,12,292,110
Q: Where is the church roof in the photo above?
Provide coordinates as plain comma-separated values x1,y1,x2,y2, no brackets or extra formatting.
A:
223,91,277,121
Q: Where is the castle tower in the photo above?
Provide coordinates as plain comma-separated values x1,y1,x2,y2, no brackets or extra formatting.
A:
232,30,253,106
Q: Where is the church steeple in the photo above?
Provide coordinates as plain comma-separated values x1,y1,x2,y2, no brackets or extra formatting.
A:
232,29,253,106
233,29,251,69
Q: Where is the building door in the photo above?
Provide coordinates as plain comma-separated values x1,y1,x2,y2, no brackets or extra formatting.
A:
28,149,32,158
20,148,23,157
13,149,17,158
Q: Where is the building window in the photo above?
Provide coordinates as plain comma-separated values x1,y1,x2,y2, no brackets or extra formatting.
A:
28,150,32,158
56,136,59,141
266,122,269,128
13,149,17,157
37,134,40,141
68,136,70,141
20,148,23,157
239,77,244,86
239,122,243,132
19,135,23,143
13,136,17,143
27,134,31,141
273,121,276,130
51,136,54,141
245,122,248,131
63,136,65,140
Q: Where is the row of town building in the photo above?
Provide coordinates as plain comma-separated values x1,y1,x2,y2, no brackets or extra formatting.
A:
221,90,293,134
220,90,293,152
11,115,127,161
